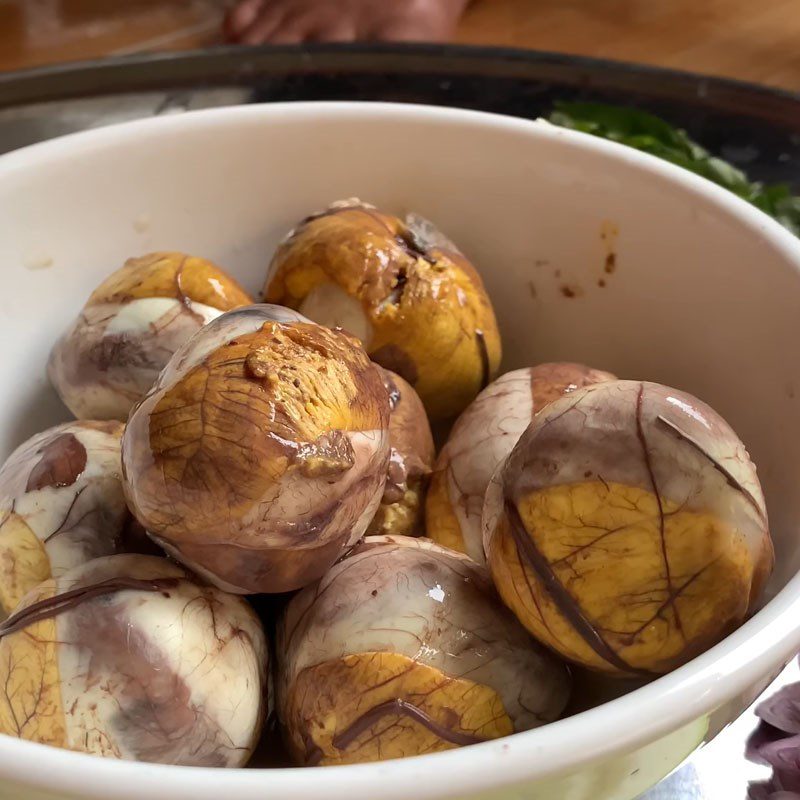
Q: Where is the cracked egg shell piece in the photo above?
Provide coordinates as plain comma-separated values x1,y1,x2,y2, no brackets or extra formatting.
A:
262,200,501,420
122,305,391,594
277,535,570,765
0,554,268,766
426,363,616,564
483,380,773,676
366,369,435,537
0,420,129,619
48,252,253,421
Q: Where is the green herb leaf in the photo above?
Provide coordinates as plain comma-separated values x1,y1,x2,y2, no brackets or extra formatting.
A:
549,102,800,236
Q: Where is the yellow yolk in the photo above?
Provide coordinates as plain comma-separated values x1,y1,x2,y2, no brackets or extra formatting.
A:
487,481,753,674
284,651,514,765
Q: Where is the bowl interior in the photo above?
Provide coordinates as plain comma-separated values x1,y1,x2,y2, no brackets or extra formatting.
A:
0,101,799,794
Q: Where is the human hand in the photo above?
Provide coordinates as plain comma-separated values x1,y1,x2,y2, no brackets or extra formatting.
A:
224,0,469,45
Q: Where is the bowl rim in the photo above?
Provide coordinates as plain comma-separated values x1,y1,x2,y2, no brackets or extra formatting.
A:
2,100,800,800
1,42,799,114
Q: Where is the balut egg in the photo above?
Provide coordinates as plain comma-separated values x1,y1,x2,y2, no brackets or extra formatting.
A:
277,535,570,766
122,305,391,594
484,380,773,676
426,363,615,563
0,420,129,618
366,368,435,537
0,554,267,766
262,200,501,420
48,252,253,420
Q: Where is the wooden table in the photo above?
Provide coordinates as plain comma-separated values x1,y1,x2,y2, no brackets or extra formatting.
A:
1,0,800,91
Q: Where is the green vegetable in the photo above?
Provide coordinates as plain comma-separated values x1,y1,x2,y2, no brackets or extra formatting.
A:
549,102,800,236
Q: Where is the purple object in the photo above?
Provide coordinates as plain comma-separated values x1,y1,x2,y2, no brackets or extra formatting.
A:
747,658,800,798
757,684,800,735
748,783,800,800
756,735,800,772
748,725,789,766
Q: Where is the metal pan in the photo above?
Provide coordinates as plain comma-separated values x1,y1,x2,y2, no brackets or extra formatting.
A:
0,44,798,191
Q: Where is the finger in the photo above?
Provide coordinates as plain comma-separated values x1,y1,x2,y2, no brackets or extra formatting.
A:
223,0,265,41
267,26,307,44
371,23,449,42
240,5,286,45
303,18,358,43
264,9,332,43
308,25,357,43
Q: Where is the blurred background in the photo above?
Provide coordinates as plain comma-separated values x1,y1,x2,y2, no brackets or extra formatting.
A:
1,0,798,90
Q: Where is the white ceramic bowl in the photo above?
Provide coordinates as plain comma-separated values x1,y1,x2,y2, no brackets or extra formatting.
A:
0,102,799,800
